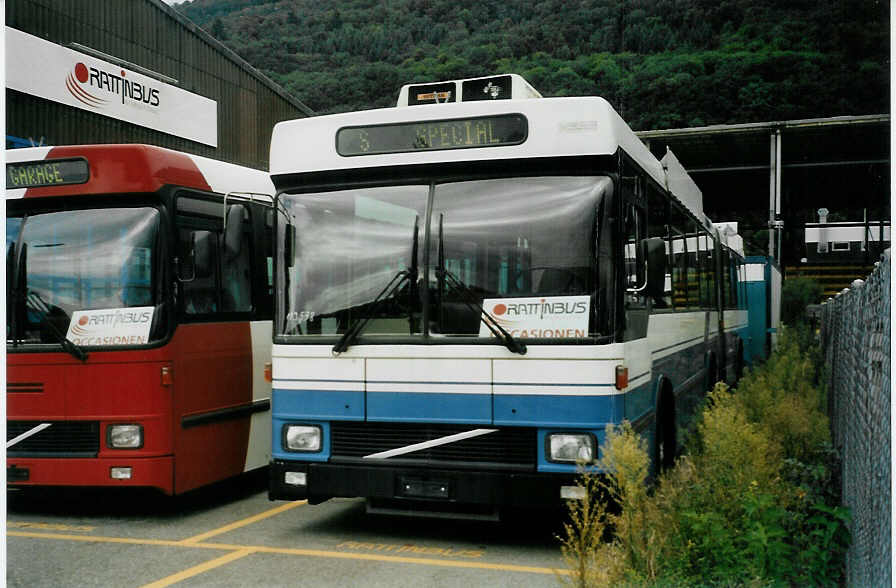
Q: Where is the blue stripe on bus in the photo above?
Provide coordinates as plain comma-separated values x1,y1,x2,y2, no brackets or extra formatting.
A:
494,393,623,427
367,391,493,424
623,378,656,425
273,387,364,420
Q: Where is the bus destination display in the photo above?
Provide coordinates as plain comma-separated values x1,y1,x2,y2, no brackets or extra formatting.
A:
6,158,89,189
336,114,527,156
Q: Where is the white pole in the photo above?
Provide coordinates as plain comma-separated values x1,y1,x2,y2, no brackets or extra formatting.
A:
775,130,782,261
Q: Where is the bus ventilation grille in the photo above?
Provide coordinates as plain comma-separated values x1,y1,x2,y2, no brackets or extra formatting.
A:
7,421,100,457
329,422,536,470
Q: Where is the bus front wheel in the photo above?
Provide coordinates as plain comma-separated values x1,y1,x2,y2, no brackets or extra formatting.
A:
655,386,677,472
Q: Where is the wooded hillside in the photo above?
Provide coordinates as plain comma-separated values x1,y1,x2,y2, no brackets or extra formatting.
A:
177,0,889,130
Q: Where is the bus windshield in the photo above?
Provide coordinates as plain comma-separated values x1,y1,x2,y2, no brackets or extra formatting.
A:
278,176,609,341
7,207,160,346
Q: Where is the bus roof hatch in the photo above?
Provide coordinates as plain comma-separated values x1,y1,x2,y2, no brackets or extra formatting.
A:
396,74,542,107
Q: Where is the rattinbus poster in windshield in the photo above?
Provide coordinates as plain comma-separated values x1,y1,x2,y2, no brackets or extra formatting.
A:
65,306,154,346
479,295,590,339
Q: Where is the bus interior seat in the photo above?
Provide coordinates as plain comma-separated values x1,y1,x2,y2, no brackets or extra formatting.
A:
534,267,587,295
433,301,481,335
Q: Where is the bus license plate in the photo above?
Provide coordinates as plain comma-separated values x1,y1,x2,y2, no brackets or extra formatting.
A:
398,477,451,499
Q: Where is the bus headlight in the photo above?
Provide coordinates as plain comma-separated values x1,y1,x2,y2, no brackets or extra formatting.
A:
548,433,595,463
283,425,322,452
108,424,143,449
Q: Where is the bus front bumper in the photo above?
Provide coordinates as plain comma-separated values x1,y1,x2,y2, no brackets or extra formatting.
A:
6,456,175,495
269,459,579,508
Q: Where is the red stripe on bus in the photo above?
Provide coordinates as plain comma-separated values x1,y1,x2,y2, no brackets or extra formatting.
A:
22,144,212,198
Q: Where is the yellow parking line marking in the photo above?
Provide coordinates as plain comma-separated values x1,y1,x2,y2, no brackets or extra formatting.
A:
8,531,200,548
207,542,570,576
178,500,306,544
9,530,569,576
140,548,256,588
8,521,95,532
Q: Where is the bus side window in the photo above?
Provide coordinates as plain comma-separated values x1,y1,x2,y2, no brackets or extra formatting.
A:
180,228,219,315
265,209,275,302
686,233,700,310
647,187,671,309
623,202,645,291
670,229,687,309
699,227,716,309
668,204,688,310
726,251,738,309
720,249,732,310
176,195,254,318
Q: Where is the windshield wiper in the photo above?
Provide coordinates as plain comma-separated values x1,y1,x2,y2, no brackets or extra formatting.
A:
407,214,420,333
7,243,19,347
435,214,526,355
8,216,28,348
10,242,87,361
332,216,420,354
24,289,89,362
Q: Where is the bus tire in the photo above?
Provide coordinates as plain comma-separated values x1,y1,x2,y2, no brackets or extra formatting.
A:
733,340,744,383
705,354,718,392
655,382,677,472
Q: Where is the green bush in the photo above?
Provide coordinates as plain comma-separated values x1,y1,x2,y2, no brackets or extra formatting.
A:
662,384,792,585
559,330,849,586
735,332,829,463
558,423,675,587
557,468,620,587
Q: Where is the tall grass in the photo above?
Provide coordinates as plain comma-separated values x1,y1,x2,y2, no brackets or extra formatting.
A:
559,329,849,586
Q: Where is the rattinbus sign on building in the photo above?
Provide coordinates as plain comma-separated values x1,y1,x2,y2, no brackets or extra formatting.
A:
5,0,312,170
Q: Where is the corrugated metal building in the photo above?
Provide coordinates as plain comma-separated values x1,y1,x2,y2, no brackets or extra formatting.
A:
6,0,313,169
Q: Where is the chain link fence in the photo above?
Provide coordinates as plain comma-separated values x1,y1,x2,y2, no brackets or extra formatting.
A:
819,249,890,587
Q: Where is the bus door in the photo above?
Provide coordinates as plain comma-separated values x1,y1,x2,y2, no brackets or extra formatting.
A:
171,193,256,493
621,181,649,341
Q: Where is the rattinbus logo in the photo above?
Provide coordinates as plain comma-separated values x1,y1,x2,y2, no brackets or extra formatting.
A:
492,299,588,320
66,62,161,109
66,63,107,107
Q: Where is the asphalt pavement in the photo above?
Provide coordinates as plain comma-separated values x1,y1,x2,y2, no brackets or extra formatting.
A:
6,470,571,587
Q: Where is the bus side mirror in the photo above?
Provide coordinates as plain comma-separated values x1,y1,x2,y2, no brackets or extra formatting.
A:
223,204,246,261
193,230,214,279
643,237,666,298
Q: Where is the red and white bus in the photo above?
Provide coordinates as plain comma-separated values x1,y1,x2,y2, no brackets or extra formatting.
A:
6,144,274,495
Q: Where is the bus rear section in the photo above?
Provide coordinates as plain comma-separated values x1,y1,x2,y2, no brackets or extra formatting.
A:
266,75,752,514
6,144,274,495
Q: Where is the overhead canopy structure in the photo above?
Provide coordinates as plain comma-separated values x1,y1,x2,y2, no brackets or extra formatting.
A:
636,114,890,265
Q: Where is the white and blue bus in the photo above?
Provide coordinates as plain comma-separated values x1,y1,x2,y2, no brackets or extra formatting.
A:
267,74,752,515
